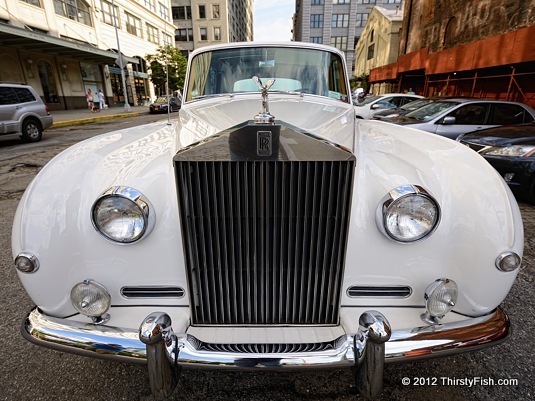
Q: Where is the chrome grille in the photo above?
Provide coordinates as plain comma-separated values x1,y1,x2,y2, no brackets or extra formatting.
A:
176,159,354,326
188,335,348,353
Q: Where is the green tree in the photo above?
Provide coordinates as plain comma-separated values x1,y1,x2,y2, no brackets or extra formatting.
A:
146,45,188,95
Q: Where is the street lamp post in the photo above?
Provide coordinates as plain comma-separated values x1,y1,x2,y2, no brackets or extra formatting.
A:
111,0,131,113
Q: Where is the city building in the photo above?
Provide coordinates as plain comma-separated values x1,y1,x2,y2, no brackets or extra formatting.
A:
171,0,254,56
369,0,535,106
0,0,176,111
292,0,402,75
354,6,403,93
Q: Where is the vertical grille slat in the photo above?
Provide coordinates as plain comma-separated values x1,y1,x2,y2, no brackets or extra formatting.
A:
176,158,354,326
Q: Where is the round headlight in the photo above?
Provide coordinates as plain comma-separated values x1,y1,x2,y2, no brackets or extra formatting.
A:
91,186,155,243
421,278,458,324
71,280,111,321
377,185,440,243
496,251,521,272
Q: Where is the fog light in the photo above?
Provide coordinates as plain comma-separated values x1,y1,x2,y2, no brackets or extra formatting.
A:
421,278,458,325
70,280,111,324
14,252,39,273
496,252,521,272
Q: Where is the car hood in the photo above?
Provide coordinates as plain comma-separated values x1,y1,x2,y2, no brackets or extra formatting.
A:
179,94,356,150
372,107,405,117
460,125,535,147
383,115,424,125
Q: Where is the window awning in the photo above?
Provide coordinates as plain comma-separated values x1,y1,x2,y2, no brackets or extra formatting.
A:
0,23,138,65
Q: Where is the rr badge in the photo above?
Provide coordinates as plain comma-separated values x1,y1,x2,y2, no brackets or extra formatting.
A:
257,131,272,156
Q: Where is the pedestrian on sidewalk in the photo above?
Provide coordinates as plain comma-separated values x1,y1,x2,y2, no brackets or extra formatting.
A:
98,90,106,110
86,89,94,112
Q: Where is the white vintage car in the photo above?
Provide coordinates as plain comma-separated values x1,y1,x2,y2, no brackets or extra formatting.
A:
13,42,523,399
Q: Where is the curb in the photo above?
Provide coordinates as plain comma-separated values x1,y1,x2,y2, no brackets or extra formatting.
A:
52,111,147,128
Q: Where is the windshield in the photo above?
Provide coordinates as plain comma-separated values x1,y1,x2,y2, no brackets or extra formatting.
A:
185,46,349,103
155,96,169,103
405,101,460,121
354,95,381,107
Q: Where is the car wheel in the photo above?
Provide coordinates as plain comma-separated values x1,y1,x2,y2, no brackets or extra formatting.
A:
21,118,42,143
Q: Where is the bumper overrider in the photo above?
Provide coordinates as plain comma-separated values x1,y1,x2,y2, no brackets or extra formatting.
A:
22,307,510,399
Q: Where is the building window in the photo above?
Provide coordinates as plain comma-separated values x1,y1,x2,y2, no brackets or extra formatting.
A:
175,28,193,41
53,0,92,26
367,43,375,59
147,24,159,44
172,6,191,20
214,27,221,40
369,29,374,42
311,0,323,4
159,2,169,20
332,14,349,28
142,0,155,12
310,14,323,28
101,0,118,26
125,12,142,37
22,0,42,6
384,0,401,3
212,4,220,18
310,37,323,44
362,0,376,4
355,13,368,27
199,5,206,19
333,0,350,4
200,27,208,40
163,33,172,45
330,36,347,50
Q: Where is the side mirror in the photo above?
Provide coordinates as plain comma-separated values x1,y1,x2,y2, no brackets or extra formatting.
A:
442,116,456,125
371,104,379,109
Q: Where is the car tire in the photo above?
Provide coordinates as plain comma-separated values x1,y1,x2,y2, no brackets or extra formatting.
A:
21,118,43,143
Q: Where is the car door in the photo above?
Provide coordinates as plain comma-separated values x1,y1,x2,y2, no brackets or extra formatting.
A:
0,87,19,134
434,103,490,139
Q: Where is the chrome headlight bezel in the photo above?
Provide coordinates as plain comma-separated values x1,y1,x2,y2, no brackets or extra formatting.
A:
91,186,155,244
376,184,440,243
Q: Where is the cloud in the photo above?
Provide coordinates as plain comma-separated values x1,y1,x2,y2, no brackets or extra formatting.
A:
253,1,294,41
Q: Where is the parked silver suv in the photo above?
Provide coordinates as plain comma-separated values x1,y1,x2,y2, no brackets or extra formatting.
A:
0,83,53,142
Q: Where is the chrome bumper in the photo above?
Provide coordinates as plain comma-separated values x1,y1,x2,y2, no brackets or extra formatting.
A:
22,307,510,398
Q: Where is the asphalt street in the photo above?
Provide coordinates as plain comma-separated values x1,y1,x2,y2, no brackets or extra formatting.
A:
0,114,533,400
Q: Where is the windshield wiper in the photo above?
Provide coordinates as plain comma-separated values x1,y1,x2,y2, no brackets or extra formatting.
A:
192,93,235,100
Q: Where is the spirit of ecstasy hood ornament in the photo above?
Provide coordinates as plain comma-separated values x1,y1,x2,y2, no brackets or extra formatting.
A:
253,76,276,124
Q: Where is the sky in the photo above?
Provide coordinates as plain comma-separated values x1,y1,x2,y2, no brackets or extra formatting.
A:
253,0,295,42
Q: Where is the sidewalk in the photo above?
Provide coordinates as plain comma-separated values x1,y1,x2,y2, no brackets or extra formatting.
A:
50,105,149,128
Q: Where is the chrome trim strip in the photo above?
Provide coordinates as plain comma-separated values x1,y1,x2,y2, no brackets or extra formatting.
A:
22,307,510,368
347,286,412,298
121,286,185,298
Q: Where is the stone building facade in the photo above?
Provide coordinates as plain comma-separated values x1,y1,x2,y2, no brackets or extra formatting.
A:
0,0,176,110
370,0,535,106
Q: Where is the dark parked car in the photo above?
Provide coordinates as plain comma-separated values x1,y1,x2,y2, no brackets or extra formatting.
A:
386,99,535,139
457,123,535,203
149,95,181,114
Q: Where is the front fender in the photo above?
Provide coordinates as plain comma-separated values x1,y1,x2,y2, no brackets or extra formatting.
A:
343,121,523,316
